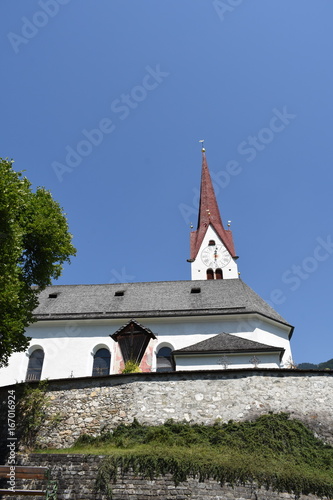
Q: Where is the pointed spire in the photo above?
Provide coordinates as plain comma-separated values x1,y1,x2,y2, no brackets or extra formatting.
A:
190,148,236,260
197,150,224,230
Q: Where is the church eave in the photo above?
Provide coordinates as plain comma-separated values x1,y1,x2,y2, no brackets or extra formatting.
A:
173,347,285,356
33,309,293,335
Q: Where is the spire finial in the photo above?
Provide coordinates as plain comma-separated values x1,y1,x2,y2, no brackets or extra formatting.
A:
199,139,205,153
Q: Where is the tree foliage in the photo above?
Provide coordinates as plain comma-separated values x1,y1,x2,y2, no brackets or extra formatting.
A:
298,359,333,370
318,358,333,370
0,158,76,367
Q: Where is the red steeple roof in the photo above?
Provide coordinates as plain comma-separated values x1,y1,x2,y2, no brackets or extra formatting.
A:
190,150,236,260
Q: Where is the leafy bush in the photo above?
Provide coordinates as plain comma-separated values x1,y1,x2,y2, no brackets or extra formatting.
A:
121,361,141,373
17,380,51,448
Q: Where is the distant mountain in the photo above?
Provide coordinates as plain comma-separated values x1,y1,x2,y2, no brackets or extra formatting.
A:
297,362,318,369
297,358,333,370
318,358,333,369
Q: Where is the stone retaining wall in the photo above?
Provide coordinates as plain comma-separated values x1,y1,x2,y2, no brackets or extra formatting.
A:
0,369,332,450
0,454,325,500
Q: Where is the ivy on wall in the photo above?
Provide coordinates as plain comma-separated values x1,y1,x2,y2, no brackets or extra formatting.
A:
71,414,333,499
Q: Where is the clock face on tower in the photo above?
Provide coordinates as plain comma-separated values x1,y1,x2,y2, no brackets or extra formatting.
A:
201,244,231,268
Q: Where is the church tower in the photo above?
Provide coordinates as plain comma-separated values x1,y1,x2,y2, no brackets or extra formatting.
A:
189,146,239,280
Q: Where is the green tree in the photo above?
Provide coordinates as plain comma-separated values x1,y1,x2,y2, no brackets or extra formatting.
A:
0,158,76,367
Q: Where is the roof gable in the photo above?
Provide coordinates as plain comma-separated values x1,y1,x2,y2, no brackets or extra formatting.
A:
111,319,156,341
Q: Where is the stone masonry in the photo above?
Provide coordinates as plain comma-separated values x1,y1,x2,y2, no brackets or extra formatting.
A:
0,369,332,450
0,454,328,500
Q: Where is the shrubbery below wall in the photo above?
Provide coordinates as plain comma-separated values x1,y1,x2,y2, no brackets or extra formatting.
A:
0,369,332,453
0,453,330,500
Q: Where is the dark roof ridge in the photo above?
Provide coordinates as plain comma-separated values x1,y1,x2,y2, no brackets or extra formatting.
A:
46,279,242,287
173,332,285,355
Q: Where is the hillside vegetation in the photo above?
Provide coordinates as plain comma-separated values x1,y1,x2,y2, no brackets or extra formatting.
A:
298,358,333,370
45,413,333,499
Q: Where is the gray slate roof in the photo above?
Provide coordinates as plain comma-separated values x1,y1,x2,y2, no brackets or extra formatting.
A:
33,279,292,331
173,332,285,355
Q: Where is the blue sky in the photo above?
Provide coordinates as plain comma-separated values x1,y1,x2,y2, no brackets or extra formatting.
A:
1,1,333,364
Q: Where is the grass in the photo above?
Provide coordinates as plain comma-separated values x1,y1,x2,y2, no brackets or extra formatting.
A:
37,414,333,499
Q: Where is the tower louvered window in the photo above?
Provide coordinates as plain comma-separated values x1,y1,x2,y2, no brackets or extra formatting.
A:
207,269,214,280
215,268,223,279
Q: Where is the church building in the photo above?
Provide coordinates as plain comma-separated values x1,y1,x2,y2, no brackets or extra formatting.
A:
0,148,294,386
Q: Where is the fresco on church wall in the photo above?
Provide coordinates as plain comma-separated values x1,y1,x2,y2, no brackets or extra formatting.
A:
113,340,155,373
140,343,154,372
113,344,124,373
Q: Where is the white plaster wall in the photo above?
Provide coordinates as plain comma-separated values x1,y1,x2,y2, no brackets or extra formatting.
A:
191,225,238,280
175,352,281,370
231,316,293,367
150,315,292,368
0,322,117,386
0,313,292,386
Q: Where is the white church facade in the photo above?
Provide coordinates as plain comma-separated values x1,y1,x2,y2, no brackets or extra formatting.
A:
0,149,293,386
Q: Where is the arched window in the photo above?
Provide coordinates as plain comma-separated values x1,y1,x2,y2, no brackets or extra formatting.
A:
92,348,111,376
208,240,215,246
156,346,174,372
26,349,44,382
206,268,214,280
215,268,223,279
